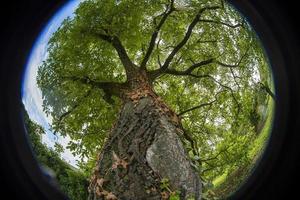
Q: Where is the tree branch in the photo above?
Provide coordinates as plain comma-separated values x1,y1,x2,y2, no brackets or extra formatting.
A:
208,75,241,115
183,58,214,74
140,0,175,69
198,19,244,29
195,39,218,44
93,33,137,79
201,164,225,175
179,100,216,116
62,75,128,99
53,75,130,133
230,67,241,90
200,146,230,163
154,6,221,76
215,44,250,68
216,60,241,68
53,88,93,134
178,90,225,116
157,38,163,68
154,69,211,79
182,128,199,157
150,58,213,80
258,82,275,100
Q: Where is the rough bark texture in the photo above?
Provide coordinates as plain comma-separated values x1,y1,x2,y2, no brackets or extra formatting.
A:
88,71,200,200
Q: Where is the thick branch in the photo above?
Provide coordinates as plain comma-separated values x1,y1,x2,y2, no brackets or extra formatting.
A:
93,33,137,79
140,0,175,69
150,58,213,80
181,58,214,74
62,75,128,99
157,6,221,74
150,47,248,80
156,70,211,79
216,60,241,68
215,57,244,68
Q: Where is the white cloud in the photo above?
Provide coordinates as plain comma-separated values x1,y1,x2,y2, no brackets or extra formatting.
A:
58,135,79,167
22,0,82,167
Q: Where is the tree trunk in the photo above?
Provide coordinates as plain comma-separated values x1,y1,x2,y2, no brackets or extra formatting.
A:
88,72,201,200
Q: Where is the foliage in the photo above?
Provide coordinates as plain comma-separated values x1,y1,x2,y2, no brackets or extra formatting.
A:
207,98,274,199
23,107,89,200
35,0,274,199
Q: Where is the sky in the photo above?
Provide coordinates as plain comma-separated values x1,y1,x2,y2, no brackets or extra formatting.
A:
22,0,82,167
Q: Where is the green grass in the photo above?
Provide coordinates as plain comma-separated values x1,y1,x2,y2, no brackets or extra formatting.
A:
212,172,227,187
209,98,275,199
248,98,274,160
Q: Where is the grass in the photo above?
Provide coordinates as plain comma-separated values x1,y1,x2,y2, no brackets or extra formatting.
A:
212,172,227,187
248,98,274,160
209,98,275,199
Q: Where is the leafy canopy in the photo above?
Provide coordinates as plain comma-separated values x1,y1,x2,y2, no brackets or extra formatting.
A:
37,0,273,192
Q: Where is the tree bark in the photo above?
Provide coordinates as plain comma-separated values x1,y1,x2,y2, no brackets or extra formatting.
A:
88,73,200,200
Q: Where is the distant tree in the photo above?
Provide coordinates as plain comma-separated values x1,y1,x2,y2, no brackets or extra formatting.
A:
37,0,273,199
23,107,89,200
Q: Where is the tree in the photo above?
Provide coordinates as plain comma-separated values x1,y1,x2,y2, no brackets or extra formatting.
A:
37,0,273,199
23,106,89,200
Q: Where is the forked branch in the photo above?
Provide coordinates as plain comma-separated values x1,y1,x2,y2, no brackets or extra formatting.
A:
140,0,175,69
93,32,138,79
155,6,221,75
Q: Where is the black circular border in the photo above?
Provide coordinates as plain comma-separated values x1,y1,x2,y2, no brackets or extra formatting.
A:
1,1,70,199
229,0,288,199
0,0,299,199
